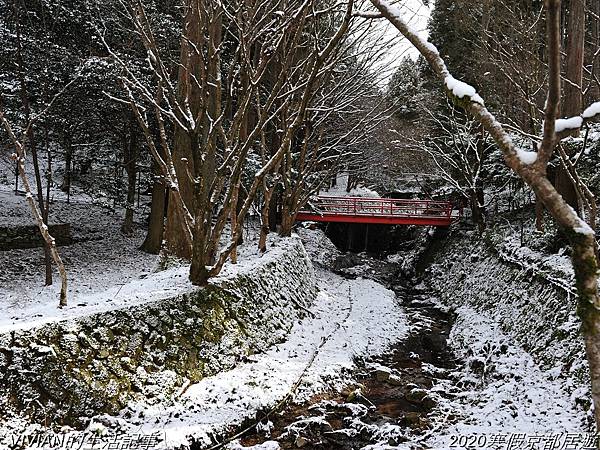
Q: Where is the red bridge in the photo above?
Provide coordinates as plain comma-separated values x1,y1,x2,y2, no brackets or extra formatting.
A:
296,196,458,227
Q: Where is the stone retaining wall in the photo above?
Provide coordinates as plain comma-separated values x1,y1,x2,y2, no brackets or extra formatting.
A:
0,237,316,426
425,230,587,396
0,224,72,250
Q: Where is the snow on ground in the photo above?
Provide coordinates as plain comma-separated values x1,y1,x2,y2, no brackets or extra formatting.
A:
500,232,575,290
94,270,408,449
422,305,586,449
0,221,301,333
296,226,341,267
0,182,159,327
0,179,297,332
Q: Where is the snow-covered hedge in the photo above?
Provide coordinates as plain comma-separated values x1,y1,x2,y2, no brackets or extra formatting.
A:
0,236,317,426
425,230,588,404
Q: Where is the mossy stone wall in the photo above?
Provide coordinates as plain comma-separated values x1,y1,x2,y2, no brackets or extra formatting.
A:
0,224,72,250
0,237,316,426
426,231,587,391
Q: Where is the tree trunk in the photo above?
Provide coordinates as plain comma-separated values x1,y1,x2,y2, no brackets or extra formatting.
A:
141,163,166,254
26,114,52,287
564,0,585,118
279,189,298,237
189,6,222,285
555,0,586,210
259,186,275,253
164,2,201,259
189,254,211,286
1,111,68,306
14,2,53,286
470,188,486,233
346,172,353,192
122,121,138,235
555,168,580,211
231,70,249,263
61,134,72,203
32,136,52,287
535,195,545,232
591,0,600,99
43,125,53,285
572,232,600,427
280,210,295,237
270,185,282,233
230,183,240,263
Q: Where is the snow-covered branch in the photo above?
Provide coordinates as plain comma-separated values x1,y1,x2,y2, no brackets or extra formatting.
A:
369,0,600,427
553,101,600,138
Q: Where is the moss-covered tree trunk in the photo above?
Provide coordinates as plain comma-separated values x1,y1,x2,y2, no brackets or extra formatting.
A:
572,233,600,426
163,2,201,260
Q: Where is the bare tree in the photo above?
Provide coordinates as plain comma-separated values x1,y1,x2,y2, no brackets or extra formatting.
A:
453,0,546,136
367,0,600,426
588,1,600,100
0,110,68,307
419,108,492,232
12,0,55,285
273,24,398,239
101,0,355,284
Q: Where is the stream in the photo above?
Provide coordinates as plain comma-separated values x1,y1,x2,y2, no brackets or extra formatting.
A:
237,250,459,450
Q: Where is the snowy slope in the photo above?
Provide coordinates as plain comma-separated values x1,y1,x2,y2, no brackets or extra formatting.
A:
424,306,586,449
319,173,380,198
0,183,158,320
0,233,305,333
90,271,408,449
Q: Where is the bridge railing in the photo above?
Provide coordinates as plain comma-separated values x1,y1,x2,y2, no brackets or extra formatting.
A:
303,196,453,219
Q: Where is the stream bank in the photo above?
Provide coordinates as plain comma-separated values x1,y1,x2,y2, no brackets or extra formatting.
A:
232,230,458,450
237,278,456,450
424,228,591,416
0,236,317,431
228,227,587,449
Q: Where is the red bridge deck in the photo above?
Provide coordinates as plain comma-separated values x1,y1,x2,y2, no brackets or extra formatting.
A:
296,196,457,226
